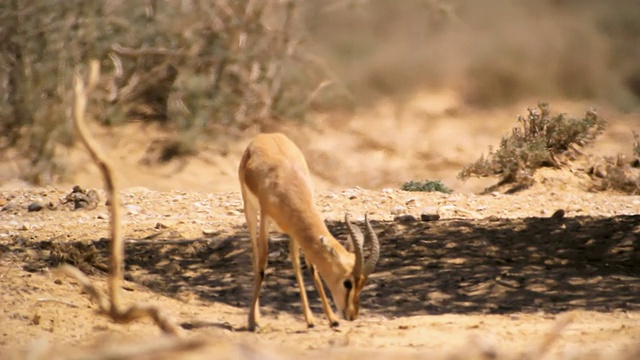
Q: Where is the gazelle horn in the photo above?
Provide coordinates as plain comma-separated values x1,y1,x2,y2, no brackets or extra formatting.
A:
344,213,364,278
362,213,380,276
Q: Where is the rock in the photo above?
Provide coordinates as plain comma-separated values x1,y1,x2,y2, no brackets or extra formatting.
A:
203,228,220,236
62,186,100,210
390,205,404,215
394,214,417,223
1,202,19,212
27,202,44,212
551,209,565,220
125,204,141,215
420,213,440,222
19,223,30,231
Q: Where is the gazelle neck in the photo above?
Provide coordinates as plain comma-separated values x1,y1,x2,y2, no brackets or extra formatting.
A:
291,216,354,280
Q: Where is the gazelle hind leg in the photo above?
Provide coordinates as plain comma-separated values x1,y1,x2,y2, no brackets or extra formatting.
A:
242,187,263,331
247,207,271,331
309,263,340,327
289,240,316,328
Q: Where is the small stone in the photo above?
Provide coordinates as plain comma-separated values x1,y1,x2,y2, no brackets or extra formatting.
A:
390,205,404,215
125,204,141,215
19,223,30,231
203,228,220,236
155,222,168,229
165,262,181,274
420,213,440,222
96,213,109,220
227,210,241,216
382,188,393,194
325,193,338,199
405,198,417,207
28,202,44,212
394,214,417,223
551,209,565,220
1,202,18,212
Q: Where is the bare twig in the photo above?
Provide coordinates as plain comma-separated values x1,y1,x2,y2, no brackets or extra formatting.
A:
110,43,187,58
73,60,123,311
124,238,209,245
521,311,577,360
57,264,110,312
66,336,208,360
62,59,180,335
36,297,80,308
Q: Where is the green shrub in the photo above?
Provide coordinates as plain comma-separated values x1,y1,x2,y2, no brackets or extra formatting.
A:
401,180,453,194
458,103,606,185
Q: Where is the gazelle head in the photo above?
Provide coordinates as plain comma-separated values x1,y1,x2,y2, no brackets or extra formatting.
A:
323,213,380,321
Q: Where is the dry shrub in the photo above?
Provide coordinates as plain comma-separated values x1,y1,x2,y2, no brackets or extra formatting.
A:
458,103,606,189
588,133,640,195
0,0,324,182
401,180,453,194
3,0,640,184
458,102,640,194
589,155,640,195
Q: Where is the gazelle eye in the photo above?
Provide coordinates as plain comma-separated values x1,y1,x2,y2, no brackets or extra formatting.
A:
343,279,353,290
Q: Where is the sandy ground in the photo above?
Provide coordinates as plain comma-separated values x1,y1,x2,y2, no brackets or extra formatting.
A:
1,92,640,359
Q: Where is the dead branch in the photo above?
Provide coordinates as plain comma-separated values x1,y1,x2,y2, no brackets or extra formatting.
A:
110,43,187,58
36,297,80,308
73,60,123,311
115,62,178,122
62,59,180,336
66,336,209,360
125,238,210,245
521,311,577,360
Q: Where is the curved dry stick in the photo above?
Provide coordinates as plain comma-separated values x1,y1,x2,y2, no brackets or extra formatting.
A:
67,59,180,335
73,60,124,314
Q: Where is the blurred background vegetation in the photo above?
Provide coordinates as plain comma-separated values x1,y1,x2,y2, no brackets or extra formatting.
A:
1,0,640,184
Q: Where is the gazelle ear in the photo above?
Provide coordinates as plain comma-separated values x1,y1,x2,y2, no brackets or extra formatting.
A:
320,236,338,258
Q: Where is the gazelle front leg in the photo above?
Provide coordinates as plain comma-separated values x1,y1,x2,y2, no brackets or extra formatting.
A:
289,240,316,328
309,263,340,327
